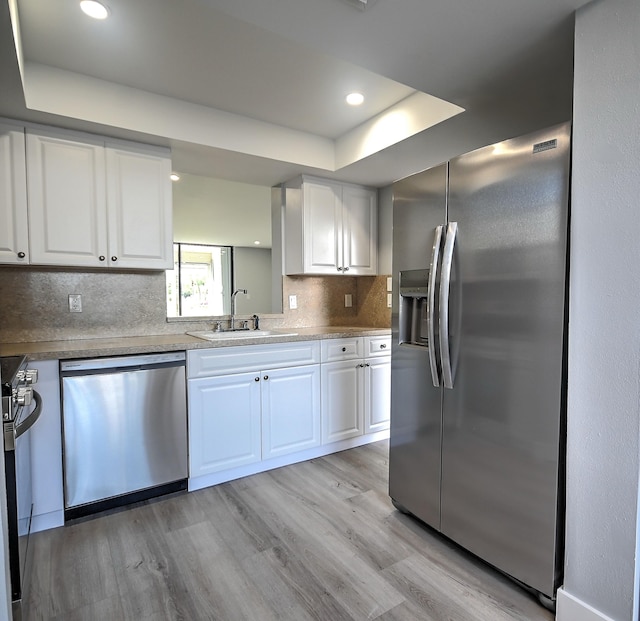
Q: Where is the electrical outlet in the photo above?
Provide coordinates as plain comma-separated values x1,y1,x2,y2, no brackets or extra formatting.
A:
344,294,353,308
387,293,392,308
289,294,298,310
69,294,82,313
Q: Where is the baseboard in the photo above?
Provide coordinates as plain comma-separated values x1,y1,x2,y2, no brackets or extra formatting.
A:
189,429,390,492
30,510,64,533
556,588,616,621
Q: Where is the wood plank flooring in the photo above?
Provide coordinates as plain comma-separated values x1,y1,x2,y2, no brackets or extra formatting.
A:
24,441,554,621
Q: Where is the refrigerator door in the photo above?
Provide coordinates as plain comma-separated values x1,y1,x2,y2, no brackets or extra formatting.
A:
389,163,447,530
440,123,570,598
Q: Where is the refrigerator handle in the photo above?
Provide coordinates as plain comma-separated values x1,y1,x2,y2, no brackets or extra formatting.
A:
427,225,444,387
439,221,458,389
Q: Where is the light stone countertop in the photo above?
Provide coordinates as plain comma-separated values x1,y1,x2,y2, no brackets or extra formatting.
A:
0,326,391,361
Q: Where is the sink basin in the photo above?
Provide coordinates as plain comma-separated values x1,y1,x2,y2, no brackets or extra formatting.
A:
187,330,298,341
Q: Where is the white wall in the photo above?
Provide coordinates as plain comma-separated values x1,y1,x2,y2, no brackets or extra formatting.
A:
559,0,640,619
377,186,393,275
173,174,272,249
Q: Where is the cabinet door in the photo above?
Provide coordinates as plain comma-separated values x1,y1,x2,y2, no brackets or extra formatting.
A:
321,359,363,443
26,130,108,267
364,357,391,434
0,123,29,264
106,144,173,269
342,184,377,275
188,373,262,476
261,365,321,459
303,180,343,274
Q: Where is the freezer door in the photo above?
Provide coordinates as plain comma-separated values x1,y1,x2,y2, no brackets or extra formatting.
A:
388,163,446,529
441,123,570,598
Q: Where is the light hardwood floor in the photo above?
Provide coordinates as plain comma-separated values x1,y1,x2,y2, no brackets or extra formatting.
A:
25,441,554,621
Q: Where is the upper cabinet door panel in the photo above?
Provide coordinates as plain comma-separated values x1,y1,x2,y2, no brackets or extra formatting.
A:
106,144,172,270
0,123,29,264
342,185,377,275
283,175,378,276
26,131,108,267
303,180,342,274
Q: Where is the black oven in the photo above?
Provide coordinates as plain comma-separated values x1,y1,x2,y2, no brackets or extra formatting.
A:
2,355,42,621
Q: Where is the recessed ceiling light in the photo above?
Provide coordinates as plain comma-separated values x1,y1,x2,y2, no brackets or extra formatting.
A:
170,173,181,182
80,1,109,20
346,92,364,106
253,241,261,245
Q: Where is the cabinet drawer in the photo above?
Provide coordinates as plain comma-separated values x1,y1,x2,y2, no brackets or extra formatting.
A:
187,341,320,378
366,336,391,357
321,337,363,362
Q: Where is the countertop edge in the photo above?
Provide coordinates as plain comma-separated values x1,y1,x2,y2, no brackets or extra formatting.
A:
0,327,392,361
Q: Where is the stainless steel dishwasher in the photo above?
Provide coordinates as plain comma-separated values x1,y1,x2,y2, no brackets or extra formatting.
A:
60,352,188,520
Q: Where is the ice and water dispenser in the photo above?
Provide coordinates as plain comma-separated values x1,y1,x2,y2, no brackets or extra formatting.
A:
398,269,433,349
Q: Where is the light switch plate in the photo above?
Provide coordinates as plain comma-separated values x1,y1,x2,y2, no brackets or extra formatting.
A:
289,294,297,310
345,294,353,308
387,277,392,292
387,293,392,308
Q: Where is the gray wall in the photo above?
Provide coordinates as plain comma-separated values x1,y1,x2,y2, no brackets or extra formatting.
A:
234,246,273,315
563,0,640,619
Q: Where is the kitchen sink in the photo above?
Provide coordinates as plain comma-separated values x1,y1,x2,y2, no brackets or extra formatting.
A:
187,330,298,341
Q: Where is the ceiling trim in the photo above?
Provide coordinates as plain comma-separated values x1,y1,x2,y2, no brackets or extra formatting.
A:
335,91,463,169
22,62,338,170
21,62,464,174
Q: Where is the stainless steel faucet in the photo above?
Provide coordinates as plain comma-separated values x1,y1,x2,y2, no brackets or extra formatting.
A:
230,289,248,330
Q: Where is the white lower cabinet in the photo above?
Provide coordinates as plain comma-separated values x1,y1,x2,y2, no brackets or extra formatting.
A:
189,372,262,476
321,336,391,444
187,342,321,479
364,356,391,434
321,360,363,443
261,365,321,459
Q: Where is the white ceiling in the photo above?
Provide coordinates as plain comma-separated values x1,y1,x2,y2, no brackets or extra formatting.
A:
0,0,590,189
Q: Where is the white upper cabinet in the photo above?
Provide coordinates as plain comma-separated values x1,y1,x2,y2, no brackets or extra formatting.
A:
26,129,108,267
0,122,29,264
106,143,172,269
284,175,377,276
11,124,172,270
341,184,378,275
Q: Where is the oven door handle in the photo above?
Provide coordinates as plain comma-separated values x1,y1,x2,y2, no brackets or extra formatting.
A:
15,390,42,439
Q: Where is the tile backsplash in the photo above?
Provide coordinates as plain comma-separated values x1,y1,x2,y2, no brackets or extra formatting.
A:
0,267,391,343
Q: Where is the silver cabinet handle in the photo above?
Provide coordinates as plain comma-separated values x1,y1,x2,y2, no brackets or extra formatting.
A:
427,225,444,387
439,221,458,389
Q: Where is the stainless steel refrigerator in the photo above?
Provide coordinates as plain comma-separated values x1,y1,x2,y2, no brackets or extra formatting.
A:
388,122,570,608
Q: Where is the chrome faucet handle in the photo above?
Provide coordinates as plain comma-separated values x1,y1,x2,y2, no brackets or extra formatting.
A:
214,321,223,332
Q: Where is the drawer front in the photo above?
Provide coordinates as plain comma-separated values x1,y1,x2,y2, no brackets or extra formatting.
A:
321,337,363,362
187,341,320,378
365,336,391,357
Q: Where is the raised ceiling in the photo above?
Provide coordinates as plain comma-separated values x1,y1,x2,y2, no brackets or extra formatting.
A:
0,0,591,187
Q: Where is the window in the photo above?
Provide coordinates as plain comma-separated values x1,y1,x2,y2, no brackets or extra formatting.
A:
166,243,232,317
